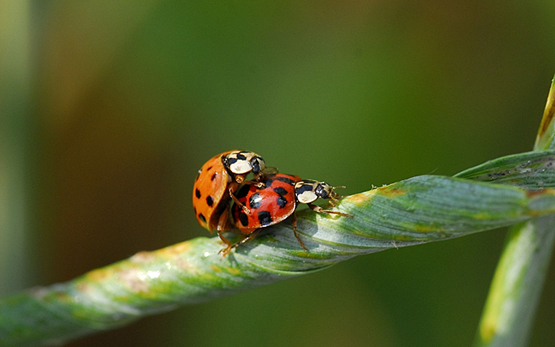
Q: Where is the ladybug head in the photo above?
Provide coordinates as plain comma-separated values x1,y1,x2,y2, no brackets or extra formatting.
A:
295,180,345,205
250,155,266,177
316,182,346,206
314,182,332,199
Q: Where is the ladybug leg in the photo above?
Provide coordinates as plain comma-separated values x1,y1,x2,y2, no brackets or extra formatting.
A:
291,214,308,251
219,229,264,257
217,231,233,253
216,207,233,230
307,203,353,218
234,229,261,248
218,242,233,258
229,188,253,216
219,229,261,257
215,212,233,255
327,188,347,207
234,174,266,187
233,174,245,184
242,180,266,188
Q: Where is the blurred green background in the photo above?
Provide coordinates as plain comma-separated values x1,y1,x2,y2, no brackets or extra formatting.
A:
1,1,555,346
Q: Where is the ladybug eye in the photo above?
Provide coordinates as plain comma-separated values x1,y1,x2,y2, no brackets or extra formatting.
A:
315,182,331,199
251,157,265,175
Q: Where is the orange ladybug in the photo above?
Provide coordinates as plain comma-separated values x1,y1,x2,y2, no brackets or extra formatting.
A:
193,150,268,248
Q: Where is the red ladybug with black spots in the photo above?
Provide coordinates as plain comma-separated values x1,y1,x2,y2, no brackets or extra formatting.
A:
192,150,268,248
224,173,351,256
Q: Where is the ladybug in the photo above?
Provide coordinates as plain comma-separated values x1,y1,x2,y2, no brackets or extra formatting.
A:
225,173,351,256
193,150,268,247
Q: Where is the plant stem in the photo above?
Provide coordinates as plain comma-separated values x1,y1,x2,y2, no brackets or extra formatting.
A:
474,77,555,347
0,0,35,295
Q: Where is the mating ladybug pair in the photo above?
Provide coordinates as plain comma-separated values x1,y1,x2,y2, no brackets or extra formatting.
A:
193,150,351,256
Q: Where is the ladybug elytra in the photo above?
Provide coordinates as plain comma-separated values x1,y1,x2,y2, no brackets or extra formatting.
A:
192,150,269,248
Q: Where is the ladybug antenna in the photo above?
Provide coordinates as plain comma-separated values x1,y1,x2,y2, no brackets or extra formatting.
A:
265,166,279,175
330,185,347,200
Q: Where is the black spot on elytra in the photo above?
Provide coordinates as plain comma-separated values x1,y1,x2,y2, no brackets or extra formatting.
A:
211,172,217,181
206,196,214,207
195,188,201,199
235,185,250,199
258,211,272,226
276,196,287,208
275,176,296,186
198,213,206,223
249,192,262,209
238,212,249,227
273,187,287,196
206,166,213,171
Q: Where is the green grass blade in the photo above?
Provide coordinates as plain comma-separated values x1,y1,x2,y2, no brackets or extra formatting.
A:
455,150,555,191
0,0,35,295
1,168,555,345
474,217,555,347
474,77,555,347
534,77,555,151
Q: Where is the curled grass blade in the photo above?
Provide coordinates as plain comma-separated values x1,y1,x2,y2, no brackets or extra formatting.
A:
456,150,555,191
2,158,555,345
